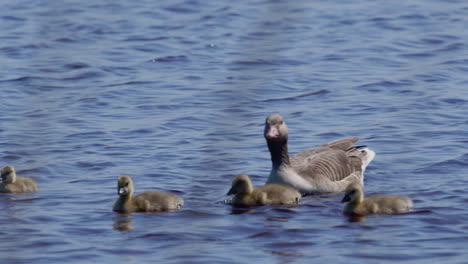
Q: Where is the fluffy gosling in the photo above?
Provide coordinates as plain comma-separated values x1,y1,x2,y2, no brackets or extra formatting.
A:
113,175,183,213
0,165,38,193
341,183,412,215
227,174,301,207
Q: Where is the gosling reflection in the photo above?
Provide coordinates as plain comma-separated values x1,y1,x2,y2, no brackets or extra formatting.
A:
345,213,366,223
113,216,133,231
230,207,254,215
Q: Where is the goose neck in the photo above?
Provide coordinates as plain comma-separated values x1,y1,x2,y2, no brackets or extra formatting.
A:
268,139,290,168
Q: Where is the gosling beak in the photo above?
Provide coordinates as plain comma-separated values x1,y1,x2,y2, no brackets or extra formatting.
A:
118,187,126,195
341,194,351,203
227,186,236,195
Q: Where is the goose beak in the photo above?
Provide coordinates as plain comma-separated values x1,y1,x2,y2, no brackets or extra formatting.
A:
265,125,280,140
341,194,351,203
118,187,126,195
227,187,236,195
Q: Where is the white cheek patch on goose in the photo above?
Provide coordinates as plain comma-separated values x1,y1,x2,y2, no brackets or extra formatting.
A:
359,148,376,184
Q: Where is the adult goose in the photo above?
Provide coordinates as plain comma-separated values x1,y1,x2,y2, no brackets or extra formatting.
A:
113,175,184,213
0,165,38,193
264,114,375,195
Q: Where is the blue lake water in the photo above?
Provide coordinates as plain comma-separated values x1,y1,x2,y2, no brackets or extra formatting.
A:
1,0,467,263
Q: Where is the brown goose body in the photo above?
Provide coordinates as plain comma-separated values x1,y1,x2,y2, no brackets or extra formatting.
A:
341,183,413,215
0,165,38,193
113,175,184,213
264,114,375,194
227,174,301,207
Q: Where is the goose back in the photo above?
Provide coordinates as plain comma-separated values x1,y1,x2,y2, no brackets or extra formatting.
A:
291,144,365,182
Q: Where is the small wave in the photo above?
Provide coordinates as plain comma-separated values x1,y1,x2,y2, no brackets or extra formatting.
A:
435,42,464,53
233,59,276,66
150,55,188,63
66,131,106,138
103,80,154,88
63,71,102,81
248,231,277,239
260,89,330,103
124,36,169,42
355,80,413,90
1,15,26,21
133,232,178,239
164,6,198,14
441,98,466,105
0,76,44,83
3,155,21,161
400,52,435,58
131,128,153,134
75,161,115,169
64,62,89,70
55,37,76,43
420,155,468,174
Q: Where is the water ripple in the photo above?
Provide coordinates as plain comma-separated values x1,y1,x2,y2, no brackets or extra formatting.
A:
0,0,467,263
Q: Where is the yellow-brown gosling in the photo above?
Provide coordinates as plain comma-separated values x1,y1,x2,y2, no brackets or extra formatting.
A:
227,174,301,207
341,183,412,215
113,175,184,213
0,165,38,193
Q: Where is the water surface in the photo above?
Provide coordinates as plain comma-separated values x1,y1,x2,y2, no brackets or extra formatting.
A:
1,0,467,263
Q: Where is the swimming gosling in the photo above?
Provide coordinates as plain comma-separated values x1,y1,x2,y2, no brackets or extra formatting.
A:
113,175,184,213
227,174,301,207
0,165,38,193
341,183,412,215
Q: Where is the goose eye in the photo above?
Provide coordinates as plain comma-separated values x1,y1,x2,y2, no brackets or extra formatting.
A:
125,182,129,187
350,190,356,194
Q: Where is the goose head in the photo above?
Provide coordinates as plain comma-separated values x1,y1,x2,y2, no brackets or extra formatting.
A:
264,114,288,143
341,183,364,204
117,175,134,197
227,174,254,195
1,165,17,184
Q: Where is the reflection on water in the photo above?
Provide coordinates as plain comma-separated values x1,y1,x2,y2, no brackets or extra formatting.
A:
344,210,433,223
113,215,133,232
230,207,254,215
345,214,366,223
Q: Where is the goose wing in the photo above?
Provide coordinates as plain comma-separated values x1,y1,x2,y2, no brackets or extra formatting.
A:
290,138,363,182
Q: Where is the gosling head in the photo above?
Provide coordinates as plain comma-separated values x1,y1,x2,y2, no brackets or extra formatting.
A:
341,183,364,204
227,174,254,195
117,175,134,197
264,114,288,143
1,165,17,184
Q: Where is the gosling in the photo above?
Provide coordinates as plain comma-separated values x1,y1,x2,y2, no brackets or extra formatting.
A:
227,174,301,207
0,165,38,193
113,175,184,213
341,183,412,215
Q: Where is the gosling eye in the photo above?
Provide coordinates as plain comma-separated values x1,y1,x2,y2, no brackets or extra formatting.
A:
125,182,129,187
350,190,356,195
